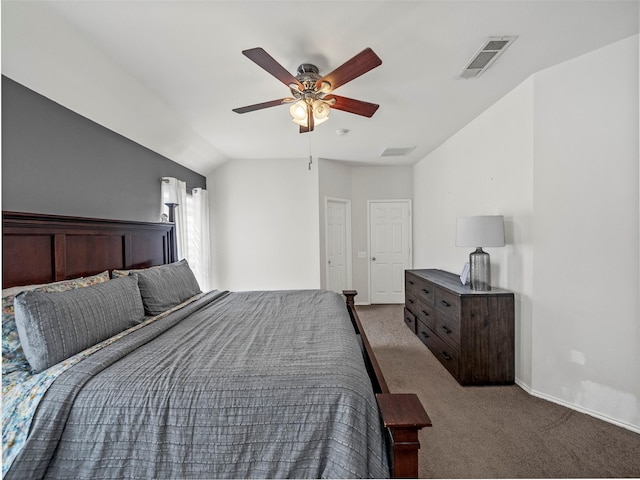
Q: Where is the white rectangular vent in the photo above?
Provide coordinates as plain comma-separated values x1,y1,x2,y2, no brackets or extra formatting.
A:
380,146,416,157
459,36,517,79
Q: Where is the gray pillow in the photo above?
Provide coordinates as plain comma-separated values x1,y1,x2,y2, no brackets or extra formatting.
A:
135,259,201,316
14,275,145,373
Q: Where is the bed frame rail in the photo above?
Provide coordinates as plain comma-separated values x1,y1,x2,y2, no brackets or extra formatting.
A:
343,291,432,478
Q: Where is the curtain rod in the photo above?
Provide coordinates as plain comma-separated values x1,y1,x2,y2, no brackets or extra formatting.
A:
162,177,200,194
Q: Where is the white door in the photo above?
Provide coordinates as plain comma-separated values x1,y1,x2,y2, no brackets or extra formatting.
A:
369,200,411,304
326,199,350,294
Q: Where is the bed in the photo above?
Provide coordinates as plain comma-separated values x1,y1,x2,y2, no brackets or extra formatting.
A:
2,211,431,479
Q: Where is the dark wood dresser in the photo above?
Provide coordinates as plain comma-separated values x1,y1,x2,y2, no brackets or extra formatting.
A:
404,269,515,385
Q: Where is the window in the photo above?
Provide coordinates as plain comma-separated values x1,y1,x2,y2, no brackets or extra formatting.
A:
184,191,210,290
161,178,210,290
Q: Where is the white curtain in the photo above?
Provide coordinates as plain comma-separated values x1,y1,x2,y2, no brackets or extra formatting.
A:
188,188,211,291
161,177,188,260
161,178,211,291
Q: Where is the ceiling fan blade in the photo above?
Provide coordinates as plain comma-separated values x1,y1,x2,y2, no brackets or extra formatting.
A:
317,48,382,92
327,95,379,117
232,98,289,114
242,48,303,90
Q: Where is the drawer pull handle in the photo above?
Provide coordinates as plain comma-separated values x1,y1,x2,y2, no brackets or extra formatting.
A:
422,289,430,294
441,325,452,334
440,300,451,307
421,331,430,339
442,351,452,361
408,280,414,285
421,310,429,317
408,299,414,304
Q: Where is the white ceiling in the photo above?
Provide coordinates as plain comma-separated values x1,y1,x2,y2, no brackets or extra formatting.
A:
2,1,638,175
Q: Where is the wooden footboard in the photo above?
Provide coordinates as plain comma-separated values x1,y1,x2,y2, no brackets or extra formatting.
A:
343,291,432,479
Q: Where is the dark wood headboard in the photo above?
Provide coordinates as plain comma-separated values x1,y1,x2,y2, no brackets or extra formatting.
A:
2,211,177,289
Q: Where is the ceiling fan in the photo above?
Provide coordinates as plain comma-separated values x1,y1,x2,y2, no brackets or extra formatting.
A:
232,47,382,133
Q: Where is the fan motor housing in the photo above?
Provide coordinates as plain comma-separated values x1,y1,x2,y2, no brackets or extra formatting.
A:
296,63,322,84
297,63,320,76
290,63,325,99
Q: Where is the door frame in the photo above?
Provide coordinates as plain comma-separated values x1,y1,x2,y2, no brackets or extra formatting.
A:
324,197,353,293
367,199,413,304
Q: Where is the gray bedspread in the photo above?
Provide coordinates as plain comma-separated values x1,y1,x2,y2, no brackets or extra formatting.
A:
7,290,389,479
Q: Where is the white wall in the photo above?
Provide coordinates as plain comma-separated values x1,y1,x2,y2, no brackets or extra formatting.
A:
350,167,414,304
208,158,320,291
318,159,352,290
317,160,413,303
413,76,535,386
413,35,639,431
209,158,412,300
531,35,639,431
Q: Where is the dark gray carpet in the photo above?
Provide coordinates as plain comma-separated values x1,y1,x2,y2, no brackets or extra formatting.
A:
356,304,640,478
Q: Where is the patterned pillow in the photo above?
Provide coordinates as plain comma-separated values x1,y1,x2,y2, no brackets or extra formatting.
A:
2,295,30,375
111,268,142,278
14,275,144,373
136,259,201,315
2,271,110,375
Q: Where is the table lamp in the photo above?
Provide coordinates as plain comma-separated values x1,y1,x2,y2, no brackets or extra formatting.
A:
456,215,505,291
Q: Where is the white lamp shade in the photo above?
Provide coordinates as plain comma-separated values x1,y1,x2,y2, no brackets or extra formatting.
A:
290,99,330,127
313,100,330,120
289,101,307,123
456,215,505,247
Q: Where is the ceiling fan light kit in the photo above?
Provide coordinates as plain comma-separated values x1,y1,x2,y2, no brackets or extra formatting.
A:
233,47,382,133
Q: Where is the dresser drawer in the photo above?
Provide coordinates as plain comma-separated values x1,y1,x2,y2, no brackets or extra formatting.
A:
435,312,460,349
403,308,416,333
415,319,435,348
405,275,418,293
405,289,421,315
428,329,460,379
435,287,460,319
406,274,435,304
415,301,436,330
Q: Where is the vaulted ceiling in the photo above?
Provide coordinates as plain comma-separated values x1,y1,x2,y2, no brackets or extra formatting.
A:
2,1,638,174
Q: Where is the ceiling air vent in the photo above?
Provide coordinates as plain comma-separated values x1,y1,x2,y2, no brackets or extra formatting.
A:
380,146,416,157
459,36,517,79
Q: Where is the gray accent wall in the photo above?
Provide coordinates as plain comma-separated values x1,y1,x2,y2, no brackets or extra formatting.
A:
2,76,206,223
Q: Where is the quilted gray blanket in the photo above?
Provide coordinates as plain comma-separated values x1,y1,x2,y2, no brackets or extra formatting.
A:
7,290,389,479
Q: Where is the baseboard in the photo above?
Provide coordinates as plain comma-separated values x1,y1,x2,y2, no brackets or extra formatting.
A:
515,378,640,434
